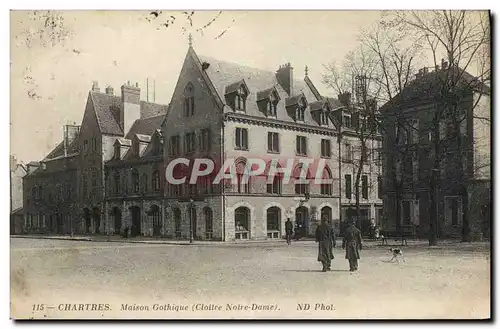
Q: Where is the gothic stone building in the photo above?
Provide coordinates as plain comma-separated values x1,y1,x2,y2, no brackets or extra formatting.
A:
160,44,383,241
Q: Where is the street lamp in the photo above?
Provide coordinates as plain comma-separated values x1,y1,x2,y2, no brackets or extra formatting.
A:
189,198,194,243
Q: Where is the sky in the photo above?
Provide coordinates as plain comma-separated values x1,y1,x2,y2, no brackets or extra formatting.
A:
11,10,389,163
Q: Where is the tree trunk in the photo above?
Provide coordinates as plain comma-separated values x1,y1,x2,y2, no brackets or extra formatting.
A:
429,169,438,246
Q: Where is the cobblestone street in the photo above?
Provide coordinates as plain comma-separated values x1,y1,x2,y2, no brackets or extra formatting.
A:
10,238,490,319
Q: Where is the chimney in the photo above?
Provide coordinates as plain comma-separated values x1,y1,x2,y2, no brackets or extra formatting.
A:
10,155,17,171
338,92,352,107
63,124,80,156
91,80,100,93
441,58,448,70
416,68,424,79
105,85,114,96
276,63,294,96
121,82,141,134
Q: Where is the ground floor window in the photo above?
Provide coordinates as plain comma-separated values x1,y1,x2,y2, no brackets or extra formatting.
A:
445,196,462,227
204,207,213,239
266,207,281,239
235,207,250,240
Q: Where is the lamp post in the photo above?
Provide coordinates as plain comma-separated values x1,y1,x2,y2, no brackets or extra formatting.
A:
189,198,194,243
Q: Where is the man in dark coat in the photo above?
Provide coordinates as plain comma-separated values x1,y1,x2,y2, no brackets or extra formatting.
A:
315,218,336,272
285,218,293,245
342,220,363,271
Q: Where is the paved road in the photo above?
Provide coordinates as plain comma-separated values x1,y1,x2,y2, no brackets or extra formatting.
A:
10,238,490,319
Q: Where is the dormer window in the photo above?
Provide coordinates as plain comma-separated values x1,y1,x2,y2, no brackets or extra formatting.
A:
267,93,278,116
236,86,247,111
343,114,352,128
296,97,306,122
321,111,329,125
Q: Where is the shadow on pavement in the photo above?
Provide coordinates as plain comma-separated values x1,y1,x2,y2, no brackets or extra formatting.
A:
283,269,350,273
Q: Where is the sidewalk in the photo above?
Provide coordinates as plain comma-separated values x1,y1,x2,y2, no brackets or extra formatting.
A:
11,234,489,249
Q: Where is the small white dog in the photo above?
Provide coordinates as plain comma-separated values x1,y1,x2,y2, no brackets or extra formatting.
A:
389,247,405,263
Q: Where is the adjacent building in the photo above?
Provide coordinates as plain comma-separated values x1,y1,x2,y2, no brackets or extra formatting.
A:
380,62,491,239
22,82,168,234
10,156,27,234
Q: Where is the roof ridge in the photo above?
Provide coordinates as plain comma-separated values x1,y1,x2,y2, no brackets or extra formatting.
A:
89,91,105,134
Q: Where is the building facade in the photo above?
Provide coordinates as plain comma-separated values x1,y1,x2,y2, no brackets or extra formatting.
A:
10,156,27,234
21,43,383,241
160,44,383,241
22,82,168,234
380,63,491,239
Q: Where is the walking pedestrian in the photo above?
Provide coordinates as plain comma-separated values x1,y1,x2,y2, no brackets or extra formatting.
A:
315,218,335,272
285,218,293,245
342,219,363,272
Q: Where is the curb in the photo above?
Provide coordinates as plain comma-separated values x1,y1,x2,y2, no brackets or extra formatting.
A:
10,235,316,247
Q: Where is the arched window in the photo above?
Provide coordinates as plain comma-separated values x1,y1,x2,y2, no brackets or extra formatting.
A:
296,97,307,121
266,161,282,194
266,207,281,239
293,164,310,195
184,83,195,117
236,85,247,111
235,206,250,240
320,166,333,195
321,206,332,223
268,93,278,116
235,158,250,194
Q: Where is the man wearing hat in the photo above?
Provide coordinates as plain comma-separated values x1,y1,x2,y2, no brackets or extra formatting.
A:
315,217,336,272
342,219,363,272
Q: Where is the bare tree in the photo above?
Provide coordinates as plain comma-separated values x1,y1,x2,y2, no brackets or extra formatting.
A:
323,45,382,235
393,10,490,244
323,22,422,237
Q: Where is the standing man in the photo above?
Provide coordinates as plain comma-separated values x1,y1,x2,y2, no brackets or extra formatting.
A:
315,218,335,272
285,218,293,245
342,219,362,272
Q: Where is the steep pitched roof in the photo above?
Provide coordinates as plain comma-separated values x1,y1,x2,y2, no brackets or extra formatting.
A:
90,92,168,136
140,101,168,119
125,114,167,139
90,91,123,135
196,55,322,125
42,134,80,161
325,97,343,109
114,138,132,146
381,66,491,111
135,134,152,143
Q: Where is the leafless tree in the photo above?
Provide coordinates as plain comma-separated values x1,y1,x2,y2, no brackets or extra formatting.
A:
392,10,491,244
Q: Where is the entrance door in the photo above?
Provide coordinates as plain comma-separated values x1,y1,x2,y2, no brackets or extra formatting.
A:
130,206,141,237
151,205,161,236
92,207,101,234
295,206,309,238
113,208,122,235
83,209,91,234
56,214,63,234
